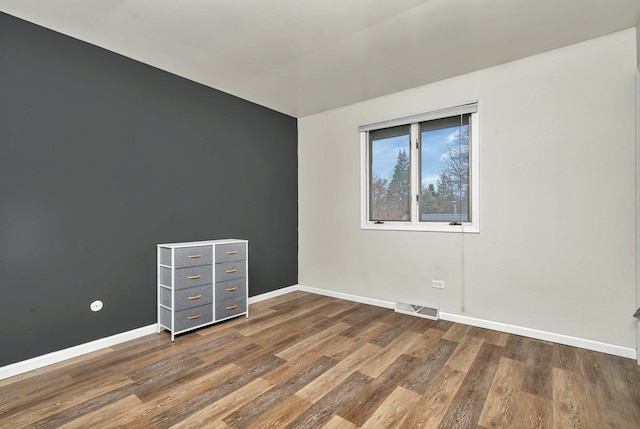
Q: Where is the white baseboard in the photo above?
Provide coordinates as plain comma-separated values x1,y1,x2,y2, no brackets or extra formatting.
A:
298,284,395,309
3,284,635,381
0,324,157,381
2,286,299,381
1,286,298,381
439,312,636,359
248,284,299,304
298,284,636,360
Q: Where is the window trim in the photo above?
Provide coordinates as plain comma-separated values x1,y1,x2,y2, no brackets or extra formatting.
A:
360,106,480,233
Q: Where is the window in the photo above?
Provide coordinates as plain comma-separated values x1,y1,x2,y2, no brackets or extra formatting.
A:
360,103,479,232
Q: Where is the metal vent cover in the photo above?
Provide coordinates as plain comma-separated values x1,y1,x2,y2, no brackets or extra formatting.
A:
395,301,439,320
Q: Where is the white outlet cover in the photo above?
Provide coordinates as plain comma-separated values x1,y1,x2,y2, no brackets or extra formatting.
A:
432,280,445,289
90,300,103,312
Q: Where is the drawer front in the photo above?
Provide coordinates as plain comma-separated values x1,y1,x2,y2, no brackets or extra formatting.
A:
215,298,247,320
174,284,213,310
174,265,212,289
215,279,247,302
175,304,213,332
215,243,246,264
215,261,246,282
174,246,212,268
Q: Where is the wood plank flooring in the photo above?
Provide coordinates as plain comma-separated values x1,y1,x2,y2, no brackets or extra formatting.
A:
1,291,639,428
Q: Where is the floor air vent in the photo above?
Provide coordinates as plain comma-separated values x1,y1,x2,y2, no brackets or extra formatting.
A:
395,302,439,320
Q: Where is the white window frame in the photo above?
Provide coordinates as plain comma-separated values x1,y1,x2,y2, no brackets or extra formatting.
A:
360,104,480,233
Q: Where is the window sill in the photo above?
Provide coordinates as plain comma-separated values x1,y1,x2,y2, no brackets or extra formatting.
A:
360,222,479,233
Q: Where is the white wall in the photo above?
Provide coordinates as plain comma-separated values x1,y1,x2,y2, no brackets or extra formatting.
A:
299,28,637,349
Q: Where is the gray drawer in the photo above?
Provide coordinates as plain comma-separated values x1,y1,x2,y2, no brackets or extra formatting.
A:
174,246,212,268
159,247,172,266
159,266,172,287
215,278,247,302
215,261,246,282
215,298,247,320
160,284,213,310
215,243,246,264
174,265,212,289
174,303,213,332
159,306,171,330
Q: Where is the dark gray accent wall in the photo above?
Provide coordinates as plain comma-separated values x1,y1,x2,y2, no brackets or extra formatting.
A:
0,12,298,367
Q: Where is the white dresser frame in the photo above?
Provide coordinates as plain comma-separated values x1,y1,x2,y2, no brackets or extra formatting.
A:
157,239,249,341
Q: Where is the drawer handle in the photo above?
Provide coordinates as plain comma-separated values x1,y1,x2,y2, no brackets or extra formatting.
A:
226,250,238,255
225,269,237,273
188,294,202,300
226,287,238,292
226,305,238,310
187,314,202,320
187,275,202,280
188,254,201,259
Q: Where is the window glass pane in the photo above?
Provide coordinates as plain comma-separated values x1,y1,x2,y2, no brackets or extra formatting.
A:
369,125,411,221
420,115,470,223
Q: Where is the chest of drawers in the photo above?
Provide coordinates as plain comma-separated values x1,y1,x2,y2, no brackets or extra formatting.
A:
157,239,248,341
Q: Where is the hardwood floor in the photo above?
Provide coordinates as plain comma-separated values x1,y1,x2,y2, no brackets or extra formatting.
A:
1,291,639,428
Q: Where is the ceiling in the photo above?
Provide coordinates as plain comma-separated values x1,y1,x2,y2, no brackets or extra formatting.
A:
1,0,638,118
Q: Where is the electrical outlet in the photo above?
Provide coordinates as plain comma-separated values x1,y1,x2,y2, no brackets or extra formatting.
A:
90,300,103,312
432,280,445,289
